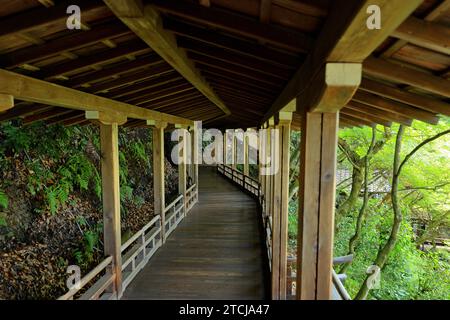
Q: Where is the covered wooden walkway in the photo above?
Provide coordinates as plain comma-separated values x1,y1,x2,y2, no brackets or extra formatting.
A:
122,166,268,300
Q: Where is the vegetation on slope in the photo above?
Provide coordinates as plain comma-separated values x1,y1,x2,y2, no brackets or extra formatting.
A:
0,121,178,299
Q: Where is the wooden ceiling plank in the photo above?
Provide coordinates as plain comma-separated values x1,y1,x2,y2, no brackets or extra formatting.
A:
382,0,450,57
198,64,283,88
346,101,413,126
104,0,230,116
150,0,314,53
0,104,51,122
65,54,163,87
23,108,73,124
0,22,130,68
87,65,174,93
194,61,283,85
353,90,439,124
207,79,275,99
360,78,450,117
45,110,83,126
117,79,187,101
341,107,392,127
363,57,450,98
263,0,421,121
107,75,183,99
126,85,196,105
392,16,450,55
0,0,103,38
179,39,292,78
203,72,280,92
0,69,194,125
36,40,150,79
163,18,300,68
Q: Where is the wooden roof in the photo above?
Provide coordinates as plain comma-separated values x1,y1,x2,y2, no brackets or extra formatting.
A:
0,0,449,130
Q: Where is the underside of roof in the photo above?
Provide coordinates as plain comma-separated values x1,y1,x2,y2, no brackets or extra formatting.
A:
0,0,449,130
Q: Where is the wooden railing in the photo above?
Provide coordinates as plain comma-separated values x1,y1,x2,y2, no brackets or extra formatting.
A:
58,256,115,300
121,215,162,291
186,183,198,212
59,184,199,300
164,194,184,238
286,255,352,300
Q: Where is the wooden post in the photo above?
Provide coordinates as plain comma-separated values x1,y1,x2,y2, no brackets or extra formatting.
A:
178,127,187,215
151,120,167,243
271,122,281,299
87,111,127,299
192,122,199,186
244,132,249,176
297,108,338,300
232,130,237,170
223,130,228,166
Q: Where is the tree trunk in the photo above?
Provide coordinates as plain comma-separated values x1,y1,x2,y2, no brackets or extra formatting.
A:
341,127,376,273
355,125,405,300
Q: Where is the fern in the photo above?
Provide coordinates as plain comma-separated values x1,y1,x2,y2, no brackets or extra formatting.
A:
0,190,8,209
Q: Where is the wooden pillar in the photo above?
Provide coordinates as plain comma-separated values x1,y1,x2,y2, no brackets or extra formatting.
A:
244,132,249,176
232,130,237,170
192,122,199,186
92,110,126,299
223,130,228,166
178,127,187,215
296,108,339,300
151,120,167,243
271,122,281,299
271,112,292,300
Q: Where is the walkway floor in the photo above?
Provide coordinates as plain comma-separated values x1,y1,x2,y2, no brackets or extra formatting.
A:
122,166,268,299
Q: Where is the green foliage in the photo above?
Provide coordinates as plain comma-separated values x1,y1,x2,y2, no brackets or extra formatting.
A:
0,190,8,209
289,118,450,300
74,222,102,268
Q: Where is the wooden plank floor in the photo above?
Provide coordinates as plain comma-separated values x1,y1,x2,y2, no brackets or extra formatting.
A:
122,166,268,300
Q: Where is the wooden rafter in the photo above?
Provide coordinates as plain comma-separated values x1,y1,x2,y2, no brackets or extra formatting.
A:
36,40,149,79
363,57,450,98
104,0,230,116
263,0,422,121
0,0,103,38
0,69,193,125
353,91,439,124
150,0,314,53
360,78,450,117
0,22,130,68
392,17,450,56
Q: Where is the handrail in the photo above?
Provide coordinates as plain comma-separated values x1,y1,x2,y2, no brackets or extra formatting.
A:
286,256,352,300
58,256,114,300
120,215,162,291
60,177,199,300
164,194,184,213
164,194,185,238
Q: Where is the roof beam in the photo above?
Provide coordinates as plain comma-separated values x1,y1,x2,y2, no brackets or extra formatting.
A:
163,18,300,68
263,0,421,121
353,91,439,124
35,40,149,79
0,69,193,125
363,57,450,98
360,78,450,117
346,101,413,126
0,22,130,68
392,16,450,56
150,0,314,53
103,0,230,116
